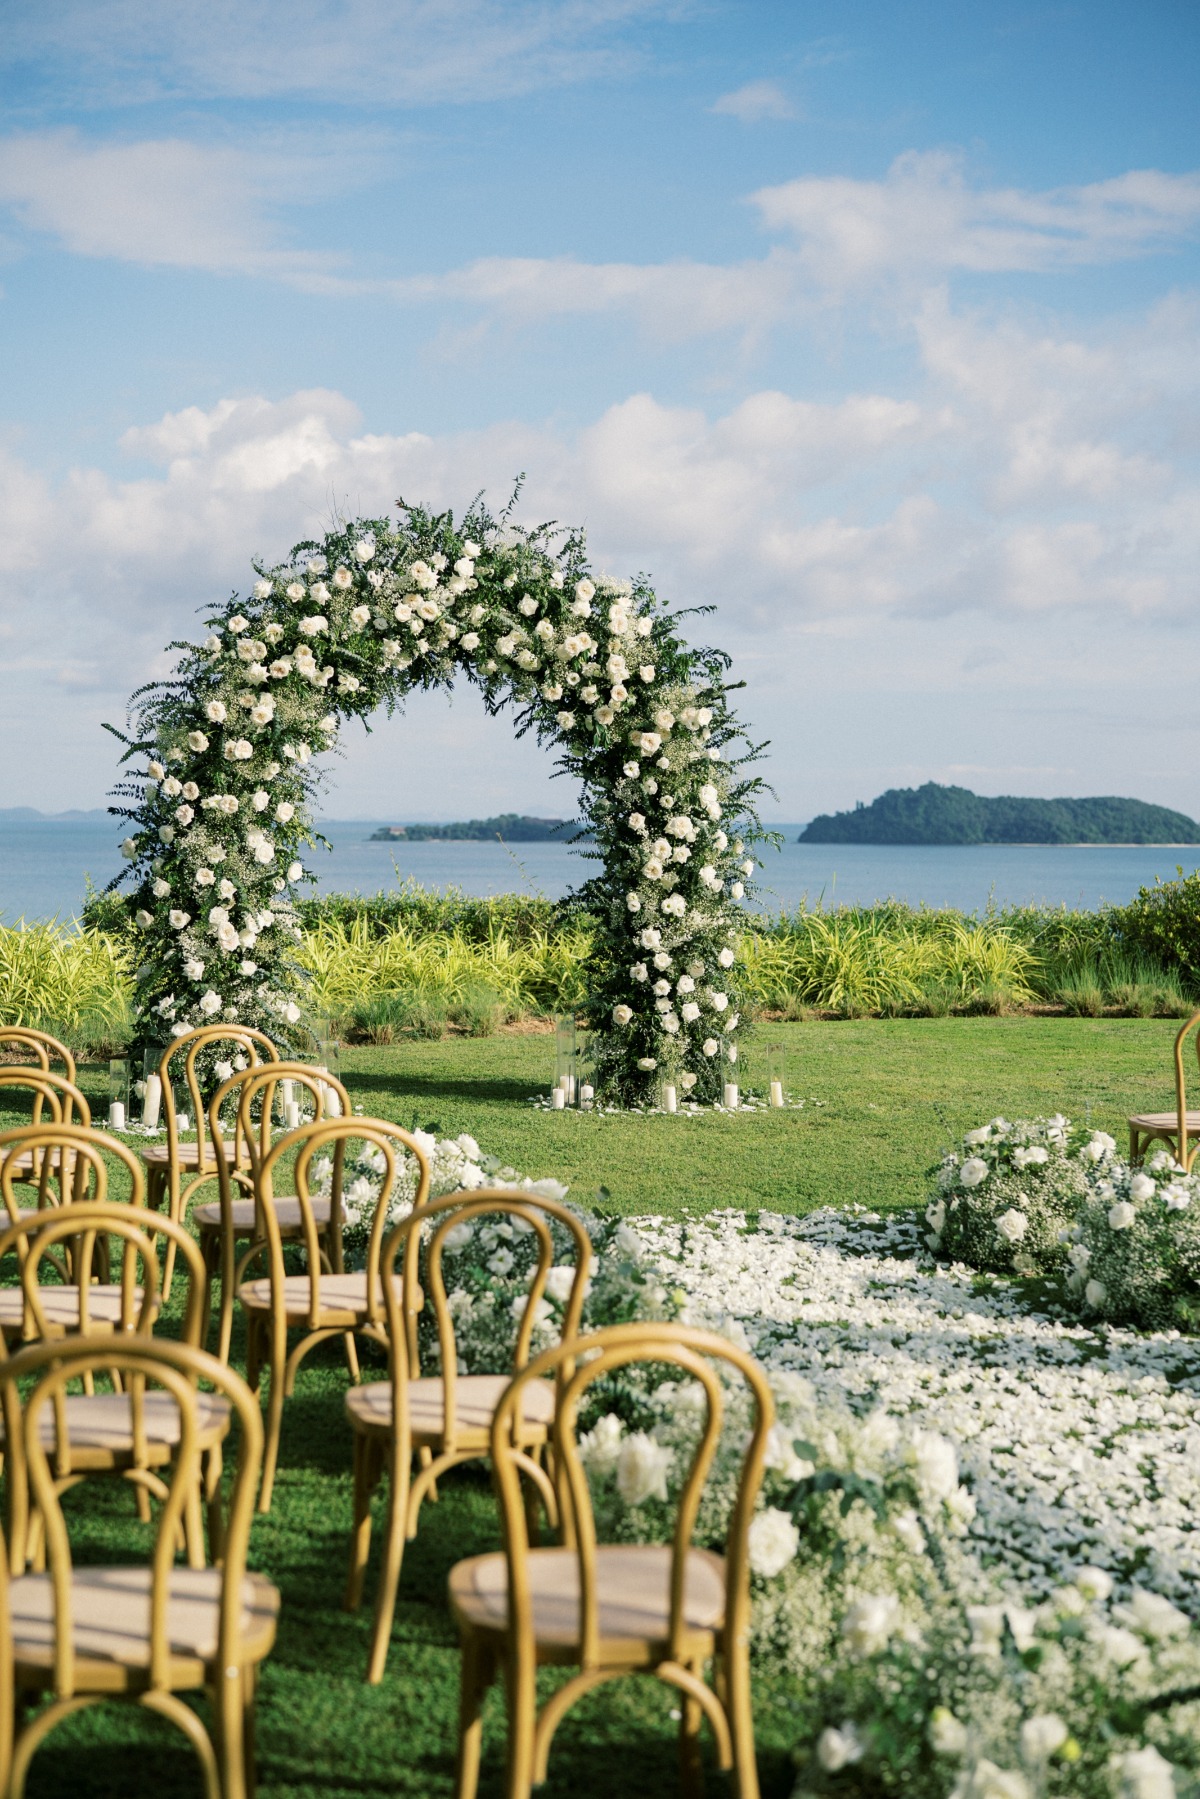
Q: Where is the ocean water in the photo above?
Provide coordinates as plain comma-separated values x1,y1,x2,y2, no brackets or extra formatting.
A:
2,815,1199,922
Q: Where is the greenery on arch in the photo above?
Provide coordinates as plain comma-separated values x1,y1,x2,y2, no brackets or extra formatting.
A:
106,494,767,1103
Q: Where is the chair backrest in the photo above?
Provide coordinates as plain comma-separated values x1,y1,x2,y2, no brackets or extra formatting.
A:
0,1335,263,1696
0,1069,91,1131
380,1188,592,1448
0,1199,206,1345
255,1116,431,1331
1173,1010,1200,1169
0,1124,144,1230
490,1322,775,1671
154,1025,279,1178
0,1027,76,1087
219,1061,352,1177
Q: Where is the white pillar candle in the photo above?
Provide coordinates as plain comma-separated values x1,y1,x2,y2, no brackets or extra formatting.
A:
177,1112,191,1133
108,1101,125,1132
142,1073,162,1130
284,1100,301,1130
280,1079,295,1111
770,1079,784,1108
662,1084,677,1114
723,1082,739,1110
580,1084,594,1109
551,1086,566,1109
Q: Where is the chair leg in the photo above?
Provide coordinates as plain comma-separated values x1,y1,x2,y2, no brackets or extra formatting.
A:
725,1641,760,1799
679,1665,705,1799
366,1443,411,1686
245,1314,262,1395
344,1432,381,1613
455,1633,494,1799
342,1332,361,1384
242,1665,259,1799
501,1647,537,1799
257,1315,288,1514
204,1444,226,1564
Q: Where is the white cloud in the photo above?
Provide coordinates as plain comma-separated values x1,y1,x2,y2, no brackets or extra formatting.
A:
0,130,365,278
1,0,673,107
752,151,1200,286
711,80,796,123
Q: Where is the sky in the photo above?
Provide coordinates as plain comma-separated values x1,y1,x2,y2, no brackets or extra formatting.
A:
1,0,1198,824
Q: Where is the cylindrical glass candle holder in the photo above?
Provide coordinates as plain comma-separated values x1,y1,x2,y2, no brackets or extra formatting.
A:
107,1058,129,1132
767,1042,785,1108
314,1039,343,1117
660,1078,678,1114
554,1014,578,1105
141,1045,168,1129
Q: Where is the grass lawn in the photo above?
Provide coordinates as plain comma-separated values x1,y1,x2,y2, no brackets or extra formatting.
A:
0,1017,1182,1796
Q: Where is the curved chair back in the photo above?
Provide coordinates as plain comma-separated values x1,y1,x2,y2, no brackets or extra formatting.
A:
151,1024,279,1194
0,1027,76,1087
381,1188,592,1448
0,1201,206,1347
0,1074,93,1204
491,1321,774,1672
1,1336,263,1698
255,1116,431,1333
219,1060,352,1183
1173,1010,1200,1171
0,1125,144,1232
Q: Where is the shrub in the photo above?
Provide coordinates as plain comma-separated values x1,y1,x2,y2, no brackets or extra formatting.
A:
1109,867,1200,992
1069,1151,1200,1331
926,1116,1108,1275
0,921,134,1048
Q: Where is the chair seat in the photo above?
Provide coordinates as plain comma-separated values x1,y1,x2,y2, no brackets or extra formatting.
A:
141,1140,235,1169
0,1286,155,1337
193,1194,330,1234
237,1271,400,1323
449,1544,727,1665
5,1148,78,1176
1128,1112,1200,1130
10,1565,279,1691
0,1390,231,1464
345,1372,556,1442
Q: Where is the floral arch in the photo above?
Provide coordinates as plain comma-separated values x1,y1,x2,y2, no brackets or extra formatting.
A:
109,496,763,1103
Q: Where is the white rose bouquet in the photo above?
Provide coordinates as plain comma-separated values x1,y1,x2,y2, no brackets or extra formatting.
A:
1068,1150,1200,1331
927,1117,1106,1276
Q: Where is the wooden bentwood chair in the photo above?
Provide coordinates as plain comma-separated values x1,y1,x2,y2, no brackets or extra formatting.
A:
237,1115,431,1512
0,1336,278,1799
346,1189,592,1685
139,1024,280,1233
1128,1007,1200,1169
0,1128,152,1344
449,1322,775,1799
0,1027,77,1086
0,1070,92,1209
201,1061,352,1363
0,1202,227,1573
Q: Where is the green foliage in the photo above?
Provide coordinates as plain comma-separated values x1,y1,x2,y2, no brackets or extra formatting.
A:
372,813,582,841
0,921,133,1051
801,781,1200,845
292,883,564,946
1109,866,1200,989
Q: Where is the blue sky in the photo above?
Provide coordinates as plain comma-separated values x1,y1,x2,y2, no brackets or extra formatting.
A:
1,0,1198,822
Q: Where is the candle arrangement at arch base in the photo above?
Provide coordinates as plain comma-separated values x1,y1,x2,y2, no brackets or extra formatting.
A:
534,1026,806,1115
104,490,770,1107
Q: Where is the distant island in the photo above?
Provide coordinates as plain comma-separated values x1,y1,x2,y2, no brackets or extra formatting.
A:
799,783,1200,845
369,814,584,843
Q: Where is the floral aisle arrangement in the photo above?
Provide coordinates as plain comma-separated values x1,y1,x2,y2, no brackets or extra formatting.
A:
603,1208,1200,1798
926,1116,1112,1275
1068,1149,1200,1333
105,496,766,1102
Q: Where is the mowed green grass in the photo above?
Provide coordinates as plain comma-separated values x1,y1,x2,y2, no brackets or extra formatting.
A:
0,1017,1180,1796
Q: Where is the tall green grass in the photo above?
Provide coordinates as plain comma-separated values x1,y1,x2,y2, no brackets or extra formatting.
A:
15,887,1199,1052
0,921,134,1052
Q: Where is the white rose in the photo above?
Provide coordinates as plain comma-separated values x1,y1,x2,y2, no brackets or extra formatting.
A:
135,909,153,928
460,632,480,652
353,536,375,562
1130,1172,1156,1201
275,802,295,823
612,1005,633,1025
626,893,641,912
841,1593,900,1657
1084,1277,1107,1308
205,700,227,723
615,1432,671,1507
152,877,170,898
198,989,222,1016
226,615,248,634
120,836,138,859
815,1724,863,1773
285,582,305,601
187,731,209,752
1108,1200,1137,1230
1116,1746,1177,1799
995,1208,1028,1243
168,908,190,929
1019,1715,1067,1761
1161,1182,1192,1211
702,1038,718,1057
959,1157,989,1189
929,1708,968,1755
747,1506,800,1578
158,825,175,843
299,615,328,636
287,861,303,882
195,868,215,887
639,665,655,683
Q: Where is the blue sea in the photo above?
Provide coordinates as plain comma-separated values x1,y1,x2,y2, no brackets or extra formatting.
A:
2,813,1198,922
